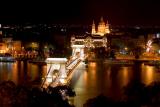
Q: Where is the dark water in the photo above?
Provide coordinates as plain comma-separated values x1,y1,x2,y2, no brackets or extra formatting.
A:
0,61,160,107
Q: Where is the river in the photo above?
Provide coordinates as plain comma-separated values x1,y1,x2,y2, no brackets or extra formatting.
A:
0,60,160,107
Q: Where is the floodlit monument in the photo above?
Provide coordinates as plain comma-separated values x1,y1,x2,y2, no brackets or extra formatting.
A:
91,17,110,36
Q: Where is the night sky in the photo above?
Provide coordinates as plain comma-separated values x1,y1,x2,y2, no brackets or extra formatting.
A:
0,0,160,25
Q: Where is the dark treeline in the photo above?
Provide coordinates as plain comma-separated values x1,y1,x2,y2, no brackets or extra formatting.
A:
1,80,160,107
0,81,160,107
84,81,160,107
0,81,75,107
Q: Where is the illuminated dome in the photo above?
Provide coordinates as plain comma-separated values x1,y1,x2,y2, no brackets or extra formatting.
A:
91,17,110,36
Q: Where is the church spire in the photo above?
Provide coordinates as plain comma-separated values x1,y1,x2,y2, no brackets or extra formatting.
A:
91,20,96,35
106,20,109,24
92,20,95,25
105,20,110,34
100,16,104,22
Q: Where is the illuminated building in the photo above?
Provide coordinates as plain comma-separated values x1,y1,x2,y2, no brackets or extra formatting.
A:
0,42,7,53
91,17,110,36
0,37,22,54
70,17,110,58
71,34,108,59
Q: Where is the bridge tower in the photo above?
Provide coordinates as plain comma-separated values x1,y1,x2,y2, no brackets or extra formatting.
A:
71,45,85,60
43,58,68,87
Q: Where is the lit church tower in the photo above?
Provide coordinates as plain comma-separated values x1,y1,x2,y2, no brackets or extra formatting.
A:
91,20,96,35
91,17,110,36
105,21,110,34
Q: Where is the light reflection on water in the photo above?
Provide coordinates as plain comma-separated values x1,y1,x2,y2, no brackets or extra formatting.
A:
141,64,159,85
0,61,160,107
0,61,46,85
70,61,160,107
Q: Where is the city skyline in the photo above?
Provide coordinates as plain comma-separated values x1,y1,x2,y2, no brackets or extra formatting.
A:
0,0,160,25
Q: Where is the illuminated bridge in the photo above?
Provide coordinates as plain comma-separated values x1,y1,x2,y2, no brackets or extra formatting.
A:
41,45,86,88
41,18,110,88
41,32,110,88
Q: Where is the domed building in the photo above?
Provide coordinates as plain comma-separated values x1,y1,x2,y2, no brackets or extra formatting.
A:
91,17,110,36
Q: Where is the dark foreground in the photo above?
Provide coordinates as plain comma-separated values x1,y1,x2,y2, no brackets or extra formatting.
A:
0,81,75,107
1,81,160,107
84,81,160,107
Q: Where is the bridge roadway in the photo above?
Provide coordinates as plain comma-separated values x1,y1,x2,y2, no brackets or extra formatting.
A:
65,59,83,84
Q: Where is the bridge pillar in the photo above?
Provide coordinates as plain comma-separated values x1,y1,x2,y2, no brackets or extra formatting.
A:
45,58,68,86
71,45,85,60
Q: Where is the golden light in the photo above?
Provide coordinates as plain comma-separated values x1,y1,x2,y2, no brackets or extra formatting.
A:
121,67,129,86
31,42,38,49
46,77,53,83
60,78,67,84
90,62,96,67
46,58,67,63
44,46,47,48
6,48,9,51
91,17,110,36
83,71,88,84
142,65,154,85
145,66,154,85
124,47,128,50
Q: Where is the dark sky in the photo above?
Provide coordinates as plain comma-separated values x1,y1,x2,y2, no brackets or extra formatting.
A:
0,0,160,25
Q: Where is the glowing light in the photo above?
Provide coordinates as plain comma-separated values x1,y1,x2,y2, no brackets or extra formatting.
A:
91,17,110,36
124,47,128,50
90,62,96,67
83,71,88,84
71,45,85,60
121,67,129,86
142,66,154,85
145,66,154,85
53,64,60,70
46,77,53,83
71,45,85,48
156,33,160,38
146,40,152,52
59,78,67,84
46,58,67,63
